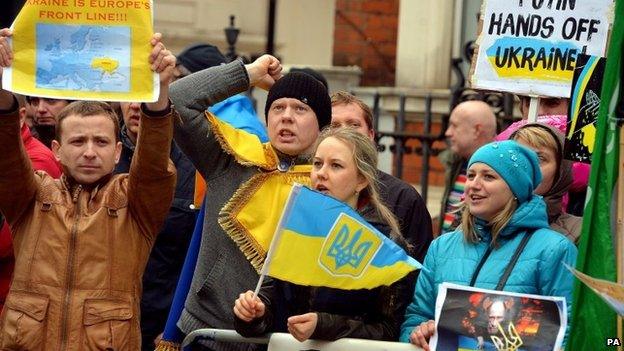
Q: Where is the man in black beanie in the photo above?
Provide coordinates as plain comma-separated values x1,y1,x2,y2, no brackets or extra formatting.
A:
290,67,329,90
263,71,331,156
167,55,330,351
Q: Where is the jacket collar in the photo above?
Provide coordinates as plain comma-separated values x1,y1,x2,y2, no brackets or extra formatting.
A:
21,123,33,143
61,173,112,199
474,195,550,242
120,125,136,151
272,147,310,169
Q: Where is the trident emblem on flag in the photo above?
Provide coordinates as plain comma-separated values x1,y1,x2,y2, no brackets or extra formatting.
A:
320,213,382,277
327,226,372,269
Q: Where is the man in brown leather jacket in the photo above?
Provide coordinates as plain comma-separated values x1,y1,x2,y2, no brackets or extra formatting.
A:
0,29,177,350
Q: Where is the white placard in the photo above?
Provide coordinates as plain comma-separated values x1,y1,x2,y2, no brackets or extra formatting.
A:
471,0,614,97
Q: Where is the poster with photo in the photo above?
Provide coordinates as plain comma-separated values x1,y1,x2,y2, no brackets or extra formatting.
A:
430,283,566,351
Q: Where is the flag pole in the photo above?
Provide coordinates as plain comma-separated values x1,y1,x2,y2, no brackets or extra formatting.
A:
527,95,540,123
253,183,303,297
617,38,624,346
618,116,624,349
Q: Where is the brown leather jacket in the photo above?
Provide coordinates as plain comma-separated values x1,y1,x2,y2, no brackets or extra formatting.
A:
0,104,177,350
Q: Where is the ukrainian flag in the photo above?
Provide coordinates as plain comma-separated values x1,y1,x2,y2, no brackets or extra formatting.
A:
263,184,421,290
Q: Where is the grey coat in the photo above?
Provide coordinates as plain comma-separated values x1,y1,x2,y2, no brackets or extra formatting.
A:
170,60,261,351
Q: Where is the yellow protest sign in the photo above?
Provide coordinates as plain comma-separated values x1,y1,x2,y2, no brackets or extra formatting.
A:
2,0,158,102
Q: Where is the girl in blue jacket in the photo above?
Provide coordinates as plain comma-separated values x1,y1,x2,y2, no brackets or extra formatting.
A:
400,140,577,350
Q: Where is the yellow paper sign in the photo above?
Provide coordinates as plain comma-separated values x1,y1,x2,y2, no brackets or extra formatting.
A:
2,0,158,102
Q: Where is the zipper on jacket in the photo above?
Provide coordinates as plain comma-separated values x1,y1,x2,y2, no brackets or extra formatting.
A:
59,185,82,350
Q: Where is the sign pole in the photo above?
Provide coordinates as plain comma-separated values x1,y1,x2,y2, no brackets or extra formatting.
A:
527,96,540,123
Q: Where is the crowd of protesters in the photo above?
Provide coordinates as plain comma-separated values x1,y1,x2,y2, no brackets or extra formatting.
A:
0,16,582,351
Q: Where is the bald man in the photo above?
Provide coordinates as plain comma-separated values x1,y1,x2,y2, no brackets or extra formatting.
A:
438,100,497,234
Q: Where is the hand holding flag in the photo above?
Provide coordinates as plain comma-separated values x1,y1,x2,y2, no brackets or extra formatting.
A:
234,290,266,322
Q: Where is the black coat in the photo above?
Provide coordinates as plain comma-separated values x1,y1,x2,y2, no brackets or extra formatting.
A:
115,128,198,350
234,209,417,341
377,170,432,262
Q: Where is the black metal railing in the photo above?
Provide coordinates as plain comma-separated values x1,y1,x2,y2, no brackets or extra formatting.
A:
359,39,518,204
369,92,448,204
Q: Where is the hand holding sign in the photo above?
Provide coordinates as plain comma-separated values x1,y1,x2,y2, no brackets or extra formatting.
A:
408,320,435,351
0,29,15,110
149,33,175,84
0,28,12,68
146,32,175,111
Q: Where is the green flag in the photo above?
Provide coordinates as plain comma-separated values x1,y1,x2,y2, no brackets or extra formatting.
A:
566,0,623,348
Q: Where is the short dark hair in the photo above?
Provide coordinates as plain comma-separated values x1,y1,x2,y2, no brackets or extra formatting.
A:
55,101,120,142
518,95,568,110
14,94,26,108
331,91,374,131
25,96,72,105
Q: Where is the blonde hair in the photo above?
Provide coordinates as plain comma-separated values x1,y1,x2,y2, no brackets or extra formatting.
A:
461,200,517,245
461,166,518,245
510,125,561,155
511,125,561,167
315,127,402,240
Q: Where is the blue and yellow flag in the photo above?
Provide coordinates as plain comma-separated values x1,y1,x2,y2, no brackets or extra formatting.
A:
263,184,421,290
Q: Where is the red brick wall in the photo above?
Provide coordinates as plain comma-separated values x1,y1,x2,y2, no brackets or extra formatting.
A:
333,0,399,86
333,1,448,187
398,121,447,187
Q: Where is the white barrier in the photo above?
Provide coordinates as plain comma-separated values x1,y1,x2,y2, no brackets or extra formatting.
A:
182,328,423,351
182,328,269,346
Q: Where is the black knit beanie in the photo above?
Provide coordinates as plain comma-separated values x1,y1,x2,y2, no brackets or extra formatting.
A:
264,72,331,130
177,44,227,73
289,67,329,90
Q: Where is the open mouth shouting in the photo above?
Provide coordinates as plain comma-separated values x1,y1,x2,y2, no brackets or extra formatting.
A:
278,128,296,142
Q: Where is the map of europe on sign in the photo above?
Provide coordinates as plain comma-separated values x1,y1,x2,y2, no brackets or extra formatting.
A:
36,24,130,93
2,0,157,102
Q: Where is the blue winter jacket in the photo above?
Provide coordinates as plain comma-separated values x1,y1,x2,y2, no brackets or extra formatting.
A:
399,195,577,342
